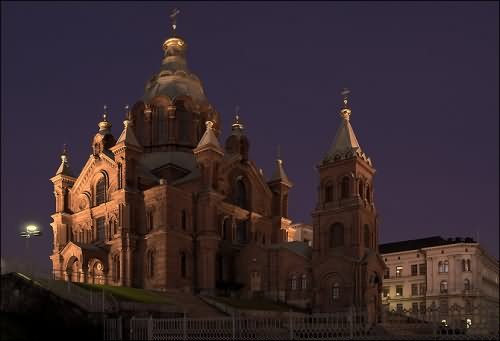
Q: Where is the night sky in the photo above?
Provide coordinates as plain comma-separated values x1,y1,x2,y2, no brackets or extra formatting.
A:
1,2,498,273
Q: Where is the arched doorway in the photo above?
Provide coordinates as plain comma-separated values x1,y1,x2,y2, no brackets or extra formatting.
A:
89,259,105,284
66,257,81,283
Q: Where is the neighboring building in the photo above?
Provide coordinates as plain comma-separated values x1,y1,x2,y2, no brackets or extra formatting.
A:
285,223,313,246
48,16,384,321
380,236,499,323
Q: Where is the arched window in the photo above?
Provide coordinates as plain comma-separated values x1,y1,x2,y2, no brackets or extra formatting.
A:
366,185,371,203
440,280,448,293
291,275,297,290
95,177,106,205
438,261,444,273
96,217,105,241
464,279,471,291
341,177,350,198
364,224,370,248
443,260,449,273
325,184,334,202
358,181,364,198
235,178,247,209
301,274,307,290
222,217,231,241
332,283,340,301
180,252,187,278
463,259,471,271
147,211,154,232
147,250,155,278
329,223,344,248
181,210,187,230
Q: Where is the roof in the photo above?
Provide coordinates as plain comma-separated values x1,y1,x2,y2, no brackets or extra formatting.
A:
270,241,312,259
141,151,197,172
269,159,292,186
325,117,361,159
196,122,222,150
116,120,141,148
379,236,476,254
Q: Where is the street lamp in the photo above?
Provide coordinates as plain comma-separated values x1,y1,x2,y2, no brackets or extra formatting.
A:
19,224,42,277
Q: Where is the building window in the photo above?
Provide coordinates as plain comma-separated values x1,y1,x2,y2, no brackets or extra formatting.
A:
384,268,390,279
396,304,403,312
419,263,426,275
113,220,118,235
301,274,307,290
443,260,449,272
420,302,426,313
341,177,349,198
464,279,471,291
366,185,371,203
147,250,155,278
364,225,370,249
411,284,418,296
411,264,418,276
234,178,247,209
181,210,187,230
396,285,403,297
325,185,333,203
358,181,364,198
332,283,340,301
462,259,471,272
117,163,123,189
112,254,120,282
419,283,426,295
440,280,448,294
382,287,389,298
412,302,419,313
291,275,297,290
329,223,344,248
95,177,106,205
147,211,154,232
438,261,449,273
222,217,231,241
180,252,187,278
396,266,403,278
96,217,105,241
236,221,247,243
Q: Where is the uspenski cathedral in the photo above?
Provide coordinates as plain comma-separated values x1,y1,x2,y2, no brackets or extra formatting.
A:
49,11,385,321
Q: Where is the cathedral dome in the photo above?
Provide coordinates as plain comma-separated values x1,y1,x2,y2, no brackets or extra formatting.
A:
143,37,208,105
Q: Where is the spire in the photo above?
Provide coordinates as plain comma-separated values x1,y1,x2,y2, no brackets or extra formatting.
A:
162,8,186,53
115,105,141,149
170,8,180,36
231,106,244,135
324,89,366,163
55,144,74,176
98,105,112,132
196,120,222,150
270,145,292,185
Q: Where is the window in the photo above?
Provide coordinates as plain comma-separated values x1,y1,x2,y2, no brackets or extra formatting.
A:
412,302,419,313
366,185,371,203
341,177,350,198
95,177,106,205
396,285,403,296
364,225,370,249
358,182,364,198
464,279,471,291
396,304,403,312
96,217,105,241
235,178,247,209
301,274,307,290
112,254,120,282
384,268,390,279
147,250,155,278
411,284,418,296
419,283,426,295
396,266,403,278
291,275,297,290
440,280,448,294
411,264,418,276
331,283,340,301
438,261,448,273
329,223,344,248
180,252,187,278
443,260,449,273
117,163,123,189
113,220,118,235
222,217,231,241
181,210,187,230
236,221,247,243
419,263,426,275
420,302,426,313
463,259,471,272
147,211,154,232
382,287,389,298
325,185,333,203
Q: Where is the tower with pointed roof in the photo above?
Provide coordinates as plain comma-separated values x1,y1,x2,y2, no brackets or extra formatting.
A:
311,90,384,320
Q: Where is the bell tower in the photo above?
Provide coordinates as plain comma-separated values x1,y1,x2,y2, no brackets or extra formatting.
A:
311,89,381,313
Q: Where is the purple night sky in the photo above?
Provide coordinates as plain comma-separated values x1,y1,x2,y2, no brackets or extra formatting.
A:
1,2,498,272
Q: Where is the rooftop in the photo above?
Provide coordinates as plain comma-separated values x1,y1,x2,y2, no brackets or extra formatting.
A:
379,236,476,254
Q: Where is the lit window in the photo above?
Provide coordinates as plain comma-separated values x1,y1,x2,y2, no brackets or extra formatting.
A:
396,285,403,296
396,266,403,278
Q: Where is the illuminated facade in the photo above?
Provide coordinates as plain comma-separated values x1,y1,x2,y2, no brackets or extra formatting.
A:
49,18,384,319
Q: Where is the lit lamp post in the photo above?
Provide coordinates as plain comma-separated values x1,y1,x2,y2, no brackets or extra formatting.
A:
19,224,42,278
